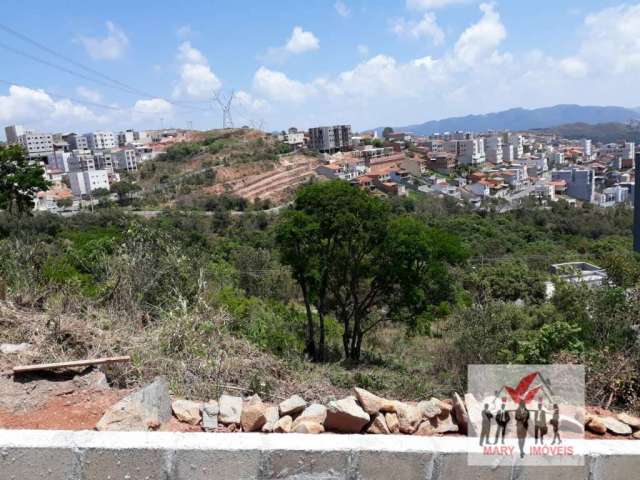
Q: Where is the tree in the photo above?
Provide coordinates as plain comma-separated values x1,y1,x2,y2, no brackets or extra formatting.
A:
0,145,50,216
372,139,384,148
110,181,141,205
277,181,467,362
382,127,394,138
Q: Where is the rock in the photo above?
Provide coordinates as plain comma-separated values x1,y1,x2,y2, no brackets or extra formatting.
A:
202,401,219,431
385,413,400,434
96,377,172,431
585,414,606,435
275,415,293,433
325,397,370,433
463,393,482,436
219,394,243,425
241,400,268,432
559,414,585,434
292,420,325,434
452,392,468,435
245,394,262,405
633,430,640,440
396,403,422,434
261,406,280,433
602,416,633,436
0,343,30,354
414,421,436,436
418,400,442,419
292,403,327,429
172,399,202,425
434,412,459,434
431,397,453,413
278,395,307,416
617,413,640,430
353,387,396,415
367,413,391,434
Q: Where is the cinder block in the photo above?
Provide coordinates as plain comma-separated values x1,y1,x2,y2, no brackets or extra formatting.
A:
0,447,77,480
512,465,589,480
357,451,434,480
173,449,260,480
81,448,169,480
436,452,515,480
266,449,352,479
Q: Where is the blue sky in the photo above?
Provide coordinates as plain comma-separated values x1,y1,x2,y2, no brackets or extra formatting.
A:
1,0,639,138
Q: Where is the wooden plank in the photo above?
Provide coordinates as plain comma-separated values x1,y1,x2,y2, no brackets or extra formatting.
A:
12,355,131,374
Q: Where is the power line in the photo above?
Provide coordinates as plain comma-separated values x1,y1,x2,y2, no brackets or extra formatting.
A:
0,38,209,113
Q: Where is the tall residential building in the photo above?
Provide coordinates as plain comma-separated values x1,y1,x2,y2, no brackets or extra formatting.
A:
4,125,31,144
93,150,115,173
552,168,595,203
63,133,89,151
623,142,635,161
509,135,524,160
47,151,71,172
308,125,352,152
113,148,139,172
68,170,111,196
68,149,96,172
17,132,54,158
582,139,592,158
445,139,485,165
117,129,139,146
84,131,116,150
485,136,503,164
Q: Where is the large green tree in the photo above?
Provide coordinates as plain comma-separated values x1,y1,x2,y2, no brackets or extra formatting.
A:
0,145,50,216
277,181,466,362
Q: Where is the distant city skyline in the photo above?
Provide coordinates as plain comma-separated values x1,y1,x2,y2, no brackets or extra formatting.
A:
1,0,639,138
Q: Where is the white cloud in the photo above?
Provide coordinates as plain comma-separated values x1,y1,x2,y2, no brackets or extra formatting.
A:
392,12,445,45
285,26,320,54
76,86,102,103
263,26,319,63
173,42,222,100
78,21,128,60
132,98,174,120
559,57,588,78
0,85,102,127
453,2,506,66
234,90,270,112
253,67,314,103
407,0,468,9
357,44,369,57
334,1,351,17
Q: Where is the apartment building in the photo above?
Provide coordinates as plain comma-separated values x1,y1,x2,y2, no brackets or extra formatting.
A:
445,138,485,165
68,170,111,196
117,129,139,146
68,149,96,172
113,148,139,172
485,136,503,164
17,132,54,158
308,125,352,152
47,151,71,172
552,168,595,203
93,150,115,173
84,131,116,150
4,125,31,144
62,133,89,151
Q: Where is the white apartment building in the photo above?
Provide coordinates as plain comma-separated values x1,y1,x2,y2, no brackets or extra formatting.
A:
93,150,115,173
485,136,503,164
68,170,111,196
623,142,635,161
117,129,139,146
84,131,116,150
582,139,592,158
446,139,485,165
17,132,54,158
4,125,31,144
509,135,524,160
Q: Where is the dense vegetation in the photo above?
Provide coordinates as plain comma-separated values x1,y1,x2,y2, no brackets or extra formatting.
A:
1,182,639,411
532,122,640,143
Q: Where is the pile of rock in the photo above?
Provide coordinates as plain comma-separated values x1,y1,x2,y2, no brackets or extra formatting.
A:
96,377,640,439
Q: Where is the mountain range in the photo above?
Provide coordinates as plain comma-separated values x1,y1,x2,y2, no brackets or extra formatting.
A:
386,105,640,136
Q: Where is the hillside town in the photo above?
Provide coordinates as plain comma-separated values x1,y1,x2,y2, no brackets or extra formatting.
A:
3,122,637,214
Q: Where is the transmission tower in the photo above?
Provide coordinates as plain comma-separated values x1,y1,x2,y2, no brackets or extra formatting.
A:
213,90,235,129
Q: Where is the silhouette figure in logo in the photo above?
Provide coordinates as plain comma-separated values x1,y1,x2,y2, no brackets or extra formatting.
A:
493,401,510,445
480,404,493,446
515,400,530,458
550,404,562,444
534,401,547,445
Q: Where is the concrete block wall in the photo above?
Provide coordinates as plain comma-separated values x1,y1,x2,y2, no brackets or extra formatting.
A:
0,430,638,479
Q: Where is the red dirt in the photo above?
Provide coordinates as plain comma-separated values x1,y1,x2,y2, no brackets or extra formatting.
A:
0,388,128,430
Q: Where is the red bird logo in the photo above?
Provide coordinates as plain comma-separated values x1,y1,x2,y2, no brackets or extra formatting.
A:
505,372,542,404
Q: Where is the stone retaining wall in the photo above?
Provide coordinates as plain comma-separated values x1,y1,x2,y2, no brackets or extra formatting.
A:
1,430,639,479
